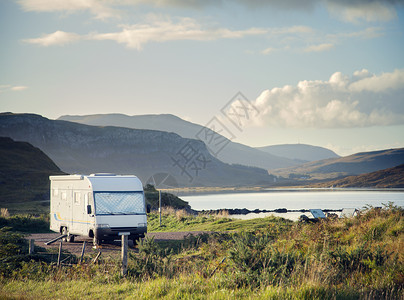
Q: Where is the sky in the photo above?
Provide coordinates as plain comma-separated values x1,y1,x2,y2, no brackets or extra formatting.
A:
1,0,404,156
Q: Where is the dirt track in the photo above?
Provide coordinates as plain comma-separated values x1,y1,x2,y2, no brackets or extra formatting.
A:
28,231,210,258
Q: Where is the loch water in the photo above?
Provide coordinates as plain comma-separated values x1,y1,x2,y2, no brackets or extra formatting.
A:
180,189,404,220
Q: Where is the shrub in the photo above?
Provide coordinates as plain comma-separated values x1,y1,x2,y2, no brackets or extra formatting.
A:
0,214,49,233
227,232,303,288
0,227,28,277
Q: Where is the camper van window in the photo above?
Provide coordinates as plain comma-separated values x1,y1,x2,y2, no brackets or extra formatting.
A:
94,192,145,215
74,192,81,205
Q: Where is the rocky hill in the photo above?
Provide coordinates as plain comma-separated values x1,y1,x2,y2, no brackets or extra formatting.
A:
257,143,339,162
0,113,275,187
58,113,300,170
0,137,65,202
311,164,404,188
273,148,404,180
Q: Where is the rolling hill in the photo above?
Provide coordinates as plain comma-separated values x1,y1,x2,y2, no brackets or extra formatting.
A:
272,148,404,180
58,113,300,170
0,137,65,202
257,144,339,162
310,164,404,188
0,113,275,187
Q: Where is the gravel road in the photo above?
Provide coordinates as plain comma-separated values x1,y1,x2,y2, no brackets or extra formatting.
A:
28,231,211,257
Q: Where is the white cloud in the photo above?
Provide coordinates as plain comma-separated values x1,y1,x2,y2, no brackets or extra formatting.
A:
20,16,271,49
259,25,381,55
23,31,81,46
251,69,404,128
17,0,120,19
261,47,276,55
304,43,334,52
335,27,384,39
10,86,28,91
20,19,315,50
327,1,398,23
0,85,28,93
270,25,314,35
92,17,267,50
349,69,404,93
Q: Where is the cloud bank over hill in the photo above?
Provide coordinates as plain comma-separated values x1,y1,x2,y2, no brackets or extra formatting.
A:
252,69,404,128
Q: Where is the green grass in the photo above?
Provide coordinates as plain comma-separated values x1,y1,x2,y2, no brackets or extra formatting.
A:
0,200,50,215
1,272,400,299
148,207,293,232
1,204,403,299
0,214,50,233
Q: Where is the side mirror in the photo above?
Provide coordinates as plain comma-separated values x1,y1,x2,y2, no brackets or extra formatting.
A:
87,205,92,214
146,204,151,214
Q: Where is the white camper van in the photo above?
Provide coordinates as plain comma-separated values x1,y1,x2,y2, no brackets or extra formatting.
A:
49,174,149,245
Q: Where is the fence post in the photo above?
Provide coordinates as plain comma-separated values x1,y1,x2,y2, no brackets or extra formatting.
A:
80,241,86,264
120,232,129,276
92,251,101,264
28,239,35,255
57,240,63,266
159,190,162,226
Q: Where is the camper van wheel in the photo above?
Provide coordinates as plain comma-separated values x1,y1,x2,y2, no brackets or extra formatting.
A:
67,235,75,243
62,227,75,243
93,237,101,246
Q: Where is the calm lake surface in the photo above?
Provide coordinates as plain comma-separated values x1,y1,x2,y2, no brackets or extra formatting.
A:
181,189,404,220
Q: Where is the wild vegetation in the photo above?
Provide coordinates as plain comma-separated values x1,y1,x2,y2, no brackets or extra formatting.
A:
144,184,190,211
0,204,403,299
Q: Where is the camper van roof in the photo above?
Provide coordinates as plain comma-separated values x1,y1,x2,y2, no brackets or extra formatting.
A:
49,175,84,181
90,173,116,176
49,174,143,191
87,175,142,191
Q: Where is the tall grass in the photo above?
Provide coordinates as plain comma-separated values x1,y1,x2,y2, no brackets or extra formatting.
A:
1,204,403,299
0,213,49,233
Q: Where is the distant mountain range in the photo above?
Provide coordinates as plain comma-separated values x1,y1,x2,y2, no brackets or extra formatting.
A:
0,137,65,202
1,112,403,190
273,148,404,180
0,113,275,187
257,144,339,162
311,164,404,188
59,113,320,170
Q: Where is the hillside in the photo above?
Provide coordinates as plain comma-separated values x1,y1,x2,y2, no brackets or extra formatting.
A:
58,113,300,170
272,148,404,180
311,164,404,188
0,137,65,202
257,143,339,162
0,113,274,187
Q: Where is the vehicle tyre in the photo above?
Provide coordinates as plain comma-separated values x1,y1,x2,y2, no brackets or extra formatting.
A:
62,227,75,243
93,236,101,246
62,227,68,242
67,234,75,243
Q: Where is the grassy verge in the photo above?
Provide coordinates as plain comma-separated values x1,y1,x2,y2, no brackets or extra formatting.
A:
1,204,403,299
0,213,50,233
148,207,292,232
0,200,50,215
2,275,388,299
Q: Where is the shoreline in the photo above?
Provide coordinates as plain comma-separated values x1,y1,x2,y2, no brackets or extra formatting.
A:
164,186,404,197
196,207,343,215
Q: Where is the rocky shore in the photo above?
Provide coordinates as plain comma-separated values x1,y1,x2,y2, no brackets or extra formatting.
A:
198,207,342,215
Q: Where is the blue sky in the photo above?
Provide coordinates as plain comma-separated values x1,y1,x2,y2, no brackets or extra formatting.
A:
1,0,403,156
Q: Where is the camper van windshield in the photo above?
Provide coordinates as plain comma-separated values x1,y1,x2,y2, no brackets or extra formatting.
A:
94,192,145,215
